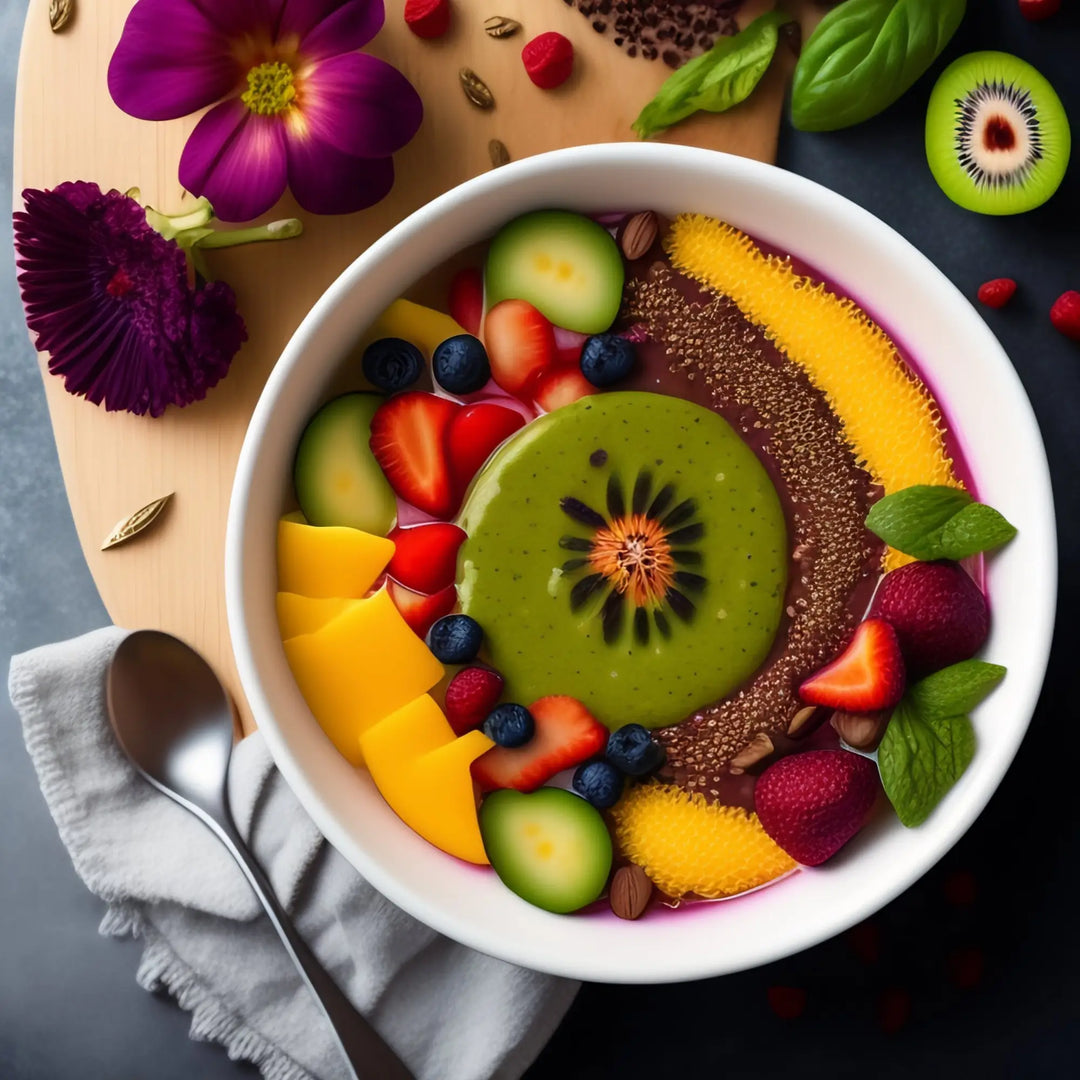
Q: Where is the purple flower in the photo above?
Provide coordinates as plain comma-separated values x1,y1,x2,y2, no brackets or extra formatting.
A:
14,182,247,417
108,0,423,222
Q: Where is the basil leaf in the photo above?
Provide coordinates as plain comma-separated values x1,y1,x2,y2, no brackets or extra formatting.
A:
907,660,1006,718
791,0,967,132
633,11,791,140
939,502,1018,560
865,485,972,559
879,702,975,828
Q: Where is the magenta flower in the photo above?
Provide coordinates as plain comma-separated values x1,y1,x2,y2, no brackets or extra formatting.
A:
108,0,423,222
14,182,252,417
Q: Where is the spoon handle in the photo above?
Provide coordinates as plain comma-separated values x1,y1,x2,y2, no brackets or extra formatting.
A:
214,820,415,1080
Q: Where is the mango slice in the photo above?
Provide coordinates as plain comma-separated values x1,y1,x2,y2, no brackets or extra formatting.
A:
282,590,444,765
361,694,493,865
277,517,394,599
276,593,362,640
360,299,468,360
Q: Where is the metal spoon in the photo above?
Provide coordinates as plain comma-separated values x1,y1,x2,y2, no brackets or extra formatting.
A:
106,630,414,1080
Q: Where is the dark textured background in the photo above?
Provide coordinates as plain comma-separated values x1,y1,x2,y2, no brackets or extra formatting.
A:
2,2,1078,1077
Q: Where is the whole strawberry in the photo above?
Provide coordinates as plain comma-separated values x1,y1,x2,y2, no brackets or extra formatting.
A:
870,560,989,674
444,666,504,736
756,750,879,866
1050,290,1080,342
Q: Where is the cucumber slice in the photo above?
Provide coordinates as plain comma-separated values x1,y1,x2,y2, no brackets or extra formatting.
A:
485,210,624,335
480,787,613,913
293,393,397,534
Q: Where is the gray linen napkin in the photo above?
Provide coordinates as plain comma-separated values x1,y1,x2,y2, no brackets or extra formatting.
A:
8,627,578,1080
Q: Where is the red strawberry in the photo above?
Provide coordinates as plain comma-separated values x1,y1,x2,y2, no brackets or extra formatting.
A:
532,367,595,412
386,579,457,639
484,299,558,396
471,695,608,792
404,0,451,38
448,403,526,489
756,750,879,866
1019,0,1061,21
448,267,484,336
977,278,1017,309
445,666,504,736
1050,290,1080,341
387,522,466,594
799,618,905,711
369,392,459,517
521,32,575,90
869,560,990,674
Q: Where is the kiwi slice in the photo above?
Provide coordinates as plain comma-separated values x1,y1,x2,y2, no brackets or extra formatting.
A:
926,51,1071,215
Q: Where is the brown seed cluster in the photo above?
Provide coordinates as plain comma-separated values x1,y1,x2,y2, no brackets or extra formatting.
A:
562,0,740,67
623,268,883,797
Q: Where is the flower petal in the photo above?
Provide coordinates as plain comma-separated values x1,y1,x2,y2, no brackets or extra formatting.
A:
179,98,288,222
108,0,239,121
294,53,422,160
279,0,384,59
285,137,394,215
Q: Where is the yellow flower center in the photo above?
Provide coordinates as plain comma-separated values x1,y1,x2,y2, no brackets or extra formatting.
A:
589,513,676,608
241,61,297,117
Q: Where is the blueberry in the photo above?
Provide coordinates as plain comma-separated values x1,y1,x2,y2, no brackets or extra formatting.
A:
605,724,666,776
579,334,637,388
362,337,424,393
433,334,491,395
572,761,624,809
426,614,484,664
482,703,535,748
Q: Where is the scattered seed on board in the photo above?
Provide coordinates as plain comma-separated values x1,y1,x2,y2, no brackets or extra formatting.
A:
483,15,522,39
460,67,495,109
488,139,511,168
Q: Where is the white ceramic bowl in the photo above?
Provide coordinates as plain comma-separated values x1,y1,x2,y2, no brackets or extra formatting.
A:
227,143,1056,983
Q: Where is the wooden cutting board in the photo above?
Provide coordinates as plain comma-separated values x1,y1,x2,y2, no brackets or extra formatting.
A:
13,0,816,733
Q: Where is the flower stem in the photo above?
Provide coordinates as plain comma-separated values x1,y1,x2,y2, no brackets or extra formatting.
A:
145,197,214,240
192,218,304,249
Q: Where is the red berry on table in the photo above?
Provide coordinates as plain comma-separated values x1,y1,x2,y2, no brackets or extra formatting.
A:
404,0,451,39
976,278,1017,309
521,32,575,90
756,750,880,866
1050,290,1080,341
798,617,906,712
869,560,990,674
385,579,457,639
387,522,466,594
447,402,526,489
1019,0,1061,21
448,267,483,336
445,666,505,736
483,298,558,396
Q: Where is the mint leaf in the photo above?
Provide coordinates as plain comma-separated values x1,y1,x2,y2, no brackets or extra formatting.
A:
939,502,1018,560
865,485,972,559
633,11,791,140
878,702,975,827
907,660,1006,718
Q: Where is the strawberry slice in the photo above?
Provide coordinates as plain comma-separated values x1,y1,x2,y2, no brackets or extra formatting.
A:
448,403,526,489
369,391,460,518
385,579,457,639
532,367,595,412
471,695,608,792
799,617,906,712
387,522,466,594
448,267,484,336
484,299,558,396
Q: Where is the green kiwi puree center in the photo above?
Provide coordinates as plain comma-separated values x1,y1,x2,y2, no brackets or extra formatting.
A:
457,393,787,730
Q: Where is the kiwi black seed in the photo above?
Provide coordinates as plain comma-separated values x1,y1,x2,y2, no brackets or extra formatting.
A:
926,51,1071,215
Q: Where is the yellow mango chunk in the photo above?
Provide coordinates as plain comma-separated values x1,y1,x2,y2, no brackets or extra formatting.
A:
283,590,444,765
361,695,493,865
361,299,468,359
276,593,362,639
277,517,394,599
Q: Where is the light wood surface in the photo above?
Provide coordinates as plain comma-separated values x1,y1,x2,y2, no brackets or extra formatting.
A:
14,0,814,734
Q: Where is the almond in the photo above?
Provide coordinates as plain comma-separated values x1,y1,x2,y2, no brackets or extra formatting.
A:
728,732,774,774
618,211,659,261
787,705,819,737
609,864,653,920
831,709,890,752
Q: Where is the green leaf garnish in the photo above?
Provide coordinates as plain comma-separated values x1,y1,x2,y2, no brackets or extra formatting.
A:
791,0,967,132
633,11,792,140
878,660,1005,827
866,485,1016,561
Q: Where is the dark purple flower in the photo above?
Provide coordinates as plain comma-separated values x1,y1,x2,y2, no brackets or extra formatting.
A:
108,0,423,222
13,182,247,417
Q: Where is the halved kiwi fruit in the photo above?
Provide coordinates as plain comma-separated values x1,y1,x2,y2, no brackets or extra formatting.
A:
926,51,1071,215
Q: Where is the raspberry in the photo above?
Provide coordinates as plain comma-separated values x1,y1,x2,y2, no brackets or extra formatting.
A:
1050,290,1080,341
976,278,1017,309
522,32,575,90
444,666,504,736
404,0,451,39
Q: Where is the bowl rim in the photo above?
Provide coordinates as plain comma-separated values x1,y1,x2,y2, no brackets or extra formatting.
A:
227,142,1057,983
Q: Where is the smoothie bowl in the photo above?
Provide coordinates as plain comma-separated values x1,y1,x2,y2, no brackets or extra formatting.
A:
227,144,1055,983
